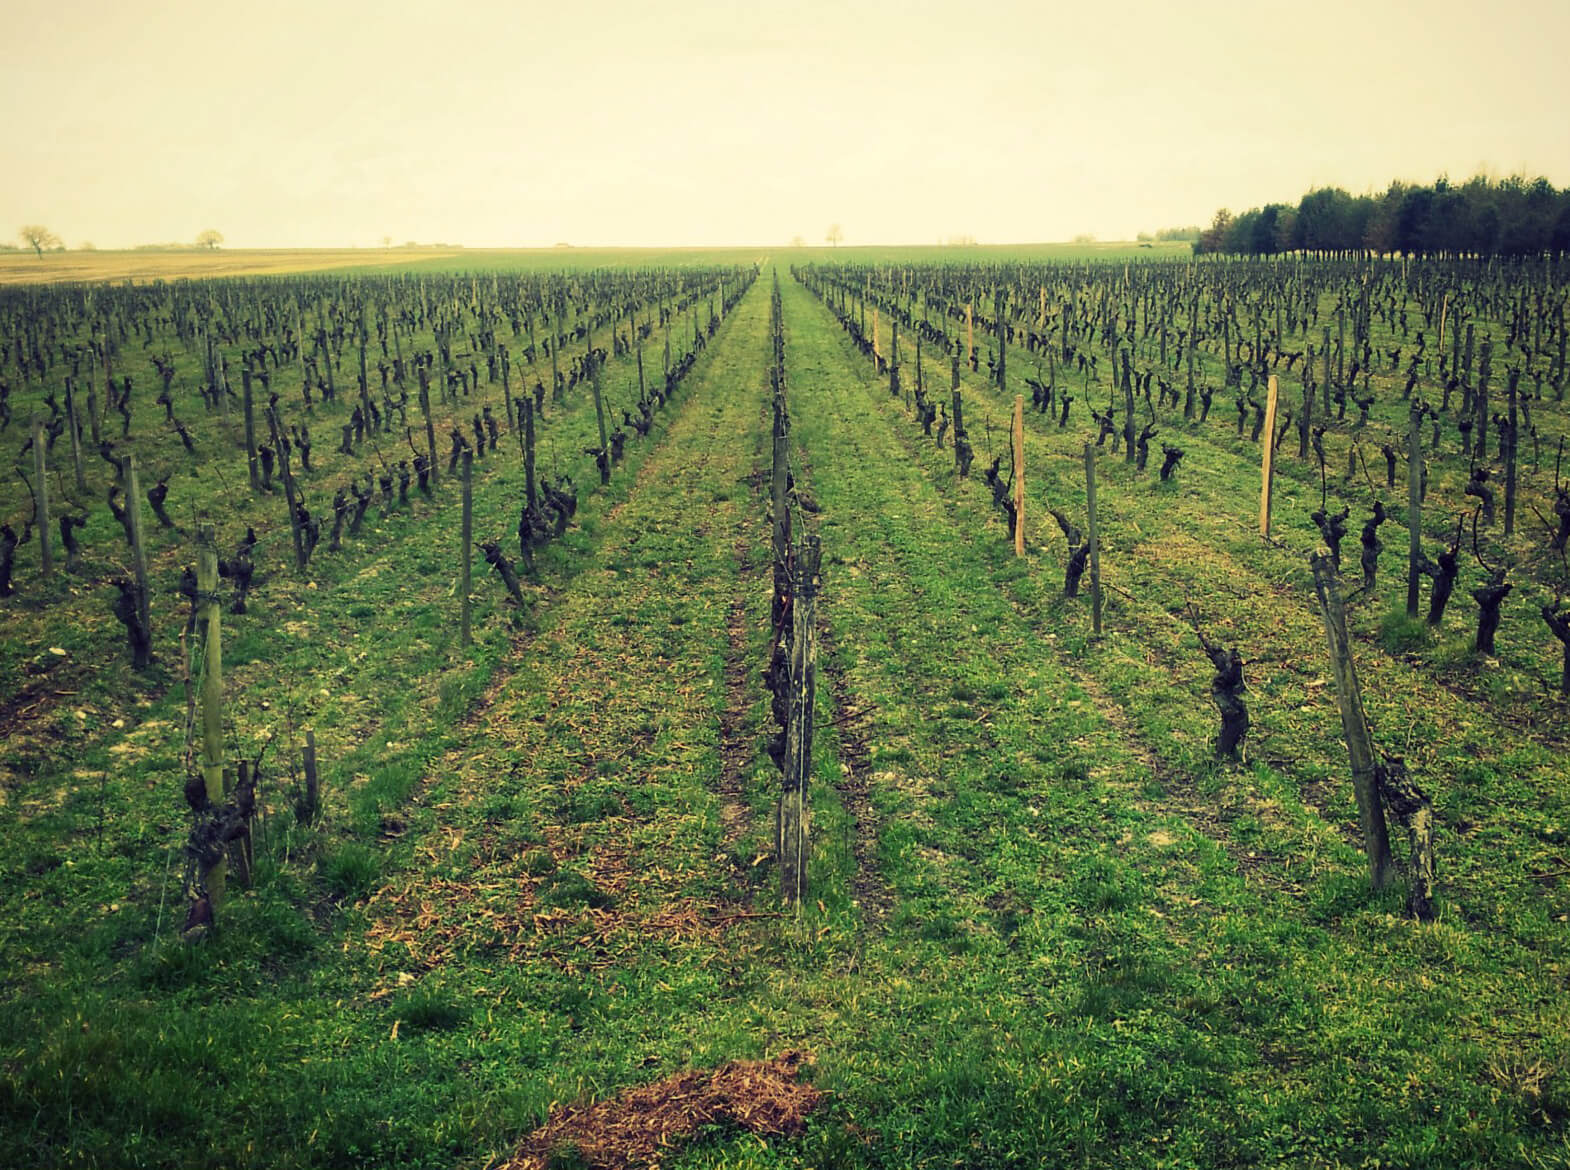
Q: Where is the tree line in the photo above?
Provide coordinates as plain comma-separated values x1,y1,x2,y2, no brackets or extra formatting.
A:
1195,174,1570,259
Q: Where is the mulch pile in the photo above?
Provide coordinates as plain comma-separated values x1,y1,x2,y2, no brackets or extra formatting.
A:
499,1051,823,1169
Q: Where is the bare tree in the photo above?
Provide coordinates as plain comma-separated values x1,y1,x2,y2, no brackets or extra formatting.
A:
19,225,61,258
826,224,843,247
195,229,224,250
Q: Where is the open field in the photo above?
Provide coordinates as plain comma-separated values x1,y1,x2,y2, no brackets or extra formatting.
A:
2,251,1569,1169
0,240,1190,286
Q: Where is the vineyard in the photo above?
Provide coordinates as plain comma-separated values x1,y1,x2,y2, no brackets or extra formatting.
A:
2,248,1569,1169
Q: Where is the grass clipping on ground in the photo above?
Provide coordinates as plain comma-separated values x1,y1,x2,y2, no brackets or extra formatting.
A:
502,1051,822,1169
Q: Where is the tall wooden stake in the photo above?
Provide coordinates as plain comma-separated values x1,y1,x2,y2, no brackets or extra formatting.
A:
32,416,51,578
1259,374,1279,537
779,535,820,907
1309,552,1394,890
460,449,473,645
418,365,439,486
1085,443,1102,637
523,397,537,509
125,454,150,636
300,729,319,826
197,530,226,911
1012,394,1025,557
591,360,610,484
65,379,86,494
242,367,259,490
1406,403,1423,618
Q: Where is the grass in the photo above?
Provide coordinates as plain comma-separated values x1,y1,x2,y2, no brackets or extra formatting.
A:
1,254,1568,1170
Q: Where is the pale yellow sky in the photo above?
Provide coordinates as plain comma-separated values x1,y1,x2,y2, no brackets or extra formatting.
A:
4,0,1567,249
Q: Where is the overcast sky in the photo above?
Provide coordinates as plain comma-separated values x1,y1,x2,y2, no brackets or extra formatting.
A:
3,0,1567,249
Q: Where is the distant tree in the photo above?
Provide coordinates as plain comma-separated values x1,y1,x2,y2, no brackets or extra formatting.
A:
19,225,61,258
1395,187,1434,256
1195,209,1233,255
195,229,224,250
789,234,806,248
826,224,843,247
78,241,97,251
1203,172,1566,257
1553,202,1570,258
1224,209,1258,254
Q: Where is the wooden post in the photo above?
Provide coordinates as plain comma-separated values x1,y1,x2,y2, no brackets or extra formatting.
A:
590,360,610,483
1012,394,1025,557
197,531,227,911
65,378,86,494
271,409,306,572
1322,325,1333,416
1122,351,1135,463
1309,552,1395,890
966,302,974,359
523,396,537,509
125,454,150,636
460,449,473,645
1437,292,1448,356
996,289,1007,392
418,365,438,486
772,387,791,576
1504,367,1518,536
779,534,820,907
242,367,259,490
550,311,562,403
32,416,51,578
1259,374,1279,537
300,729,319,826
1085,443,1102,637
1406,404,1423,618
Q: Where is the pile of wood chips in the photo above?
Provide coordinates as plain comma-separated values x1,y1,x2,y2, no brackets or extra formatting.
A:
500,1051,822,1169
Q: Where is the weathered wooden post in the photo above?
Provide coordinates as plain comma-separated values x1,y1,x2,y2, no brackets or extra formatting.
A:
299,729,319,826
64,378,87,493
1406,403,1423,618
460,449,473,645
1309,552,1394,890
1085,443,1102,637
778,534,820,907
1012,394,1025,557
270,409,306,572
197,529,226,912
523,396,538,509
996,289,1007,392
591,357,610,484
1504,366,1519,536
32,415,51,579
1122,351,1136,464
125,453,150,638
1322,324,1333,416
1259,374,1279,537
550,309,563,403
418,364,439,487
242,367,260,490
